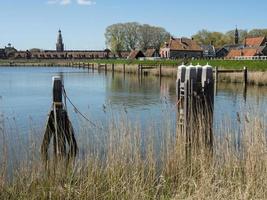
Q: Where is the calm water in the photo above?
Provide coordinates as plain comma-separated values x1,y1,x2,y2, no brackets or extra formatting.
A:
0,66,267,135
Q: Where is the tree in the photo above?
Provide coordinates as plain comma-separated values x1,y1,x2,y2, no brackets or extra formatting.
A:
105,22,170,53
124,22,140,51
248,29,267,37
138,24,170,51
105,23,126,54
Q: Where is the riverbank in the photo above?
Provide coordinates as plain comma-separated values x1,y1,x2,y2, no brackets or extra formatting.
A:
1,112,267,199
1,59,267,85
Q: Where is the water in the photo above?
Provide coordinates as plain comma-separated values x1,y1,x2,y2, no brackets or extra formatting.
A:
0,66,266,136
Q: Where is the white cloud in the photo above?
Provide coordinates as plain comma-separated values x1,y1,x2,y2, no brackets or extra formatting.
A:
60,0,71,5
47,0,96,6
77,0,96,6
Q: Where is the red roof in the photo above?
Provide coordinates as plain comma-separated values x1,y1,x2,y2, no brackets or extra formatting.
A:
226,48,263,58
167,37,202,51
245,36,266,47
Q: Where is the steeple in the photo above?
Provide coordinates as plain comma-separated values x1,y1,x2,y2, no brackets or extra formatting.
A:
234,26,239,45
56,29,64,52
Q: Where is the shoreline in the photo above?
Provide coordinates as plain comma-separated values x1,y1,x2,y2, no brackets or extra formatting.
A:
1,60,267,86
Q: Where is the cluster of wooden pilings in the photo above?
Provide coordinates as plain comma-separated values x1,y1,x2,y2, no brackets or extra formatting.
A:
176,63,214,156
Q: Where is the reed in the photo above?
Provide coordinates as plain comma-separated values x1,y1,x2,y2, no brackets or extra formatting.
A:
0,110,267,199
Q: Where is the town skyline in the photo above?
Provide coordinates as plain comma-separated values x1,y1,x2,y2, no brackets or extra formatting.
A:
1,0,267,50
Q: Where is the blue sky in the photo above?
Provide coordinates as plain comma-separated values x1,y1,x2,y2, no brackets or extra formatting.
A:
0,0,266,50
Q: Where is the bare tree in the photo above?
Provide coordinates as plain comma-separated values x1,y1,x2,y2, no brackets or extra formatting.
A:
105,22,170,53
105,23,126,54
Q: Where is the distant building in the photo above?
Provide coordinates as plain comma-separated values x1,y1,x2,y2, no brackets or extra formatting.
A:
234,27,239,45
160,37,202,59
226,36,267,59
216,44,243,58
201,44,216,58
145,48,160,58
0,48,6,59
127,50,145,59
4,43,17,58
56,30,64,52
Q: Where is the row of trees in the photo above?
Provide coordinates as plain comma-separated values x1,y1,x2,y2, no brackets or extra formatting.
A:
192,29,267,48
105,22,170,53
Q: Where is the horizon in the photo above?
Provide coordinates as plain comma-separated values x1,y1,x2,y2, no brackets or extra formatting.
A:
1,0,267,51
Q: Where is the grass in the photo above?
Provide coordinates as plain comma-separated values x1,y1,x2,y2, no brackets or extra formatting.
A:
0,107,267,199
191,60,267,71
1,58,267,71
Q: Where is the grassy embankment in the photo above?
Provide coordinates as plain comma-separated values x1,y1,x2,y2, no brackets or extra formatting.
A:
0,109,267,199
1,59,267,85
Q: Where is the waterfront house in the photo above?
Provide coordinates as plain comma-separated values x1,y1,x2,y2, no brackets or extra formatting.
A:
128,50,145,59
226,36,267,59
201,44,216,58
160,37,202,59
145,48,160,58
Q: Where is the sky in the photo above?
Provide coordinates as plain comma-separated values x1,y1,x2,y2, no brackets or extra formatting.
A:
0,0,267,50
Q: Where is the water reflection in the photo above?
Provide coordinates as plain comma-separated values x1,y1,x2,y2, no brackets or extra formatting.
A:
0,66,266,135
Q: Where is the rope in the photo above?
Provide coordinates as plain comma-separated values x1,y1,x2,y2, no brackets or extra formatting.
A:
62,87,103,130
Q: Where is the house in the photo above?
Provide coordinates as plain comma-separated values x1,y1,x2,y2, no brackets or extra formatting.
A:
244,36,266,47
145,48,160,58
216,44,244,58
14,50,31,59
160,37,203,59
127,50,145,59
201,44,216,58
226,36,267,59
0,48,6,59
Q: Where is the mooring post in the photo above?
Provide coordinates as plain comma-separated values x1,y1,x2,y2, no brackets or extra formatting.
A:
159,64,162,78
123,64,126,74
105,64,107,74
92,63,94,72
243,66,248,85
176,63,214,159
112,63,115,73
41,76,78,164
215,66,218,83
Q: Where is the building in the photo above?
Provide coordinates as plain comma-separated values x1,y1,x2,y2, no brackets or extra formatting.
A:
145,48,160,58
216,27,244,58
226,36,267,59
13,30,111,60
160,37,203,59
216,44,243,58
127,50,145,59
201,44,216,58
0,48,6,59
56,30,64,52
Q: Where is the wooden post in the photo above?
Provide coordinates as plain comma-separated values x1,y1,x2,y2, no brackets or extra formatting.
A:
112,63,115,73
215,66,218,83
41,76,78,164
159,64,162,78
243,66,248,85
123,64,126,74
92,63,94,72
177,64,214,158
105,64,107,74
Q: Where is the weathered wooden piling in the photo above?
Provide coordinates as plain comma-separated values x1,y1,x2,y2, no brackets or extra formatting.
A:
176,63,214,156
123,64,126,74
159,64,162,78
243,66,248,85
41,76,78,164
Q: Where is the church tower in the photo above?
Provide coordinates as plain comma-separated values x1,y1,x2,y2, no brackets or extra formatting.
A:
56,29,64,52
234,26,239,45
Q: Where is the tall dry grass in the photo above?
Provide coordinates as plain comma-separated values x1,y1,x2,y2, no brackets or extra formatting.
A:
0,109,267,199
219,71,267,86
